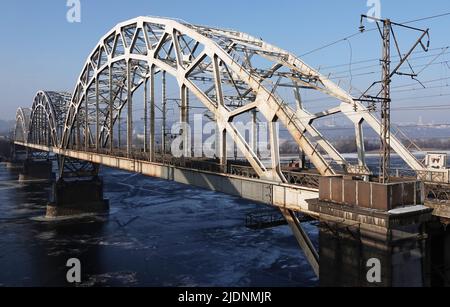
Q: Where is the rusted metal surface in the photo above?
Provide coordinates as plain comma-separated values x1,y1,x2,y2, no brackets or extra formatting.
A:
309,198,433,234
319,176,424,211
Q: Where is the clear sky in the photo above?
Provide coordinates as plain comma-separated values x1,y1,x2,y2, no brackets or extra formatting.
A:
1,0,450,124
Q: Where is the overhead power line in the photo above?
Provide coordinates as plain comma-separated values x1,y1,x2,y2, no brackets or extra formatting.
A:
320,48,450,73
299,12,450,58
403,12,450,24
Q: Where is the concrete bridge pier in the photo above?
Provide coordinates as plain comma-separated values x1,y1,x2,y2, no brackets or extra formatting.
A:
5,160,24,170
309,176,434,287
18,158,54,182
46,177,109,218
1,141,26,169
318,219,431,287
425,221,450,286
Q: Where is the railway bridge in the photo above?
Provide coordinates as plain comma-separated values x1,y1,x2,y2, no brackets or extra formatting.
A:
9,16,450,285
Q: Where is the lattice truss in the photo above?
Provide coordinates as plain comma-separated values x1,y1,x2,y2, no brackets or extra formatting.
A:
15,107,31,143
16,17,427,182
23,91,71,146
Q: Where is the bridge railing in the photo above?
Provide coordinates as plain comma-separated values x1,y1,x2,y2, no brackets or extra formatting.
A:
229,164,259,179
388,167,450,184
86,147,323,189
283,170,321,189
86,146,323,188
229,164,321,189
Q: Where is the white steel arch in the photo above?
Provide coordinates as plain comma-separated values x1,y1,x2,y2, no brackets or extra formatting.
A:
28,91,70,147
50,16,426,180
14,107,31,143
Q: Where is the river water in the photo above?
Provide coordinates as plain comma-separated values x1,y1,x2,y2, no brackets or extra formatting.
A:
0,162,320,287
0,153,443,287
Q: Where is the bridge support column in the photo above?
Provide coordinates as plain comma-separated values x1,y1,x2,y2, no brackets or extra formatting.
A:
5,149,27,169
18,158,53,182
317,218,430,287
425,221,450,286
309,176,433,286
1,141,26,169
46,177,109,218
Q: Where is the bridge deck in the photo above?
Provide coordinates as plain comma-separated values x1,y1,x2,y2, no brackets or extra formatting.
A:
14,142,320,217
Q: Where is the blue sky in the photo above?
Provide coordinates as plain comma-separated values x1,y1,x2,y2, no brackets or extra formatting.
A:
1,0,450,123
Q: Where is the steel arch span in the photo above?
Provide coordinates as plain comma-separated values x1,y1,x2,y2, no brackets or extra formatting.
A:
16,16,427,180
57,16,426,181
26,91,71,147
14,107,31,143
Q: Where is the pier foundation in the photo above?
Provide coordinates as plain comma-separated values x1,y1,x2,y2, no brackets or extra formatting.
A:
2,142,27,169
46,177,109,218
426,221,450,286
5,161,23,170
18,159,53,182
309,176,433,286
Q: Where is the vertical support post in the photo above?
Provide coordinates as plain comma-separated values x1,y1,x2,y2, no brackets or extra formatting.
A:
47,117,51,146
149,65,155,162
180,85,190,157
220,128,227,172
43,114,46,145
84,95,89,151
212,55,224,106
76,118,81,150
37,111,40,145
186,87,190,124
355,119,366,168
95,77,100,151
109,64,114,153
43,113,45,145
186,87,190,157
162,71,167,156
251,110,258,154
300,151,306,169
32,115,34,144
212,54,226,170
269,120,284,181
118,109,121,149
40,113,42,144
38,113,42,145
143,75,148,153
38,112,41,145
127,60,133,157
37,114,39,144
380,19,391,183
41,112,43,145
